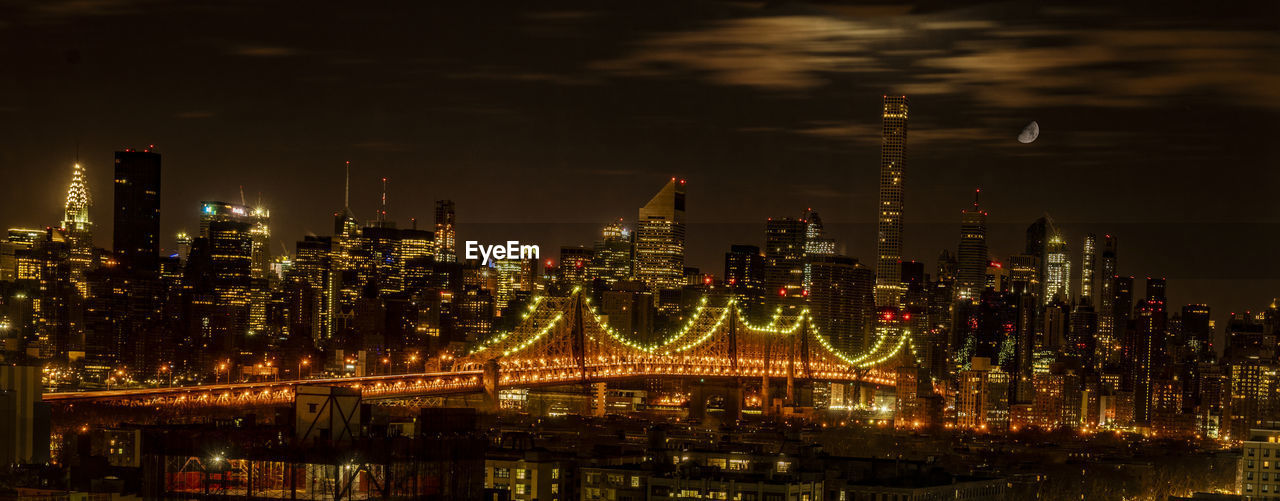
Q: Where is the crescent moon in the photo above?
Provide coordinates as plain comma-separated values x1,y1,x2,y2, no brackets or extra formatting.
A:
1018,121,1039,144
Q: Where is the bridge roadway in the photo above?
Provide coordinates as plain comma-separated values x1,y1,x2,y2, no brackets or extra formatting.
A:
42,363,895,409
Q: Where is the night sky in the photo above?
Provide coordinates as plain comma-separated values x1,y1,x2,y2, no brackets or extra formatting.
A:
1,0,1277,323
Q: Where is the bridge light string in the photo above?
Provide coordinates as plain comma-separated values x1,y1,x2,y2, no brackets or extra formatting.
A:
740,306,807,335
653,296,712,348
738,307,783,333
502,313,565,357
666,300,734,354
470,290,906,370
583,297,663,353
808,316,896,367
469,296,546,355
857,328,913,368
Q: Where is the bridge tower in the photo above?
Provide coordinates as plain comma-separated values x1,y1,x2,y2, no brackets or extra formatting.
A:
786,318,796,405
761,319,772,417
727,304,738,373
571,290,588,381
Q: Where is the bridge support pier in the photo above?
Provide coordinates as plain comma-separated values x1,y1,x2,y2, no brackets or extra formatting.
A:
761,375,771,417
786,371,795,406
482,359,500,413
686,380,743,423
726,381,742,422
689,383,707,421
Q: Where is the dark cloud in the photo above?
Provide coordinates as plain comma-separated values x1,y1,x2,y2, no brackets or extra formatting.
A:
230,46,302,57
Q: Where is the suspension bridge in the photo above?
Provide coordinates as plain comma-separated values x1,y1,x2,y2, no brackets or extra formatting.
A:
44,289,916,412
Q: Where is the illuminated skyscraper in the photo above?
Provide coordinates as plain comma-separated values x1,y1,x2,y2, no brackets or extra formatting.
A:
1133,291,1168,425
724,244,765,319
1080,234,1097,306
803,210,835,257
61,163,92,245
112,150,161,273
802,209,836,294
634,179,685,295
248,207,271,282
1096,235,1120,366
592,219,632,285
808,255,875,354
1025,217,1048,298
60,162,93,295
1007,254,1040,296
764,217,807,300
291,236,336,343
1043,234,1071,304
333,162,360,238
435,200,457,263
875,96,908,307
1182,304,1212,362
957,357,1010,432
956,189,987,300
494,259,536,313
559,246,595,286
198,201,271,281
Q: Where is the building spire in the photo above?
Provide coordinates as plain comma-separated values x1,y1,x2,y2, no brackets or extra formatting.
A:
344,160,351,209
63,162,92,230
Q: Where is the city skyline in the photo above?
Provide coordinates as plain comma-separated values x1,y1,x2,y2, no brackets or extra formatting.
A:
8,150,1272,330
3,2,1278,499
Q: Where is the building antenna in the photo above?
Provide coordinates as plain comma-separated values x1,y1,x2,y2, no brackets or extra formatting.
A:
344,161,351,210
379,177,388,225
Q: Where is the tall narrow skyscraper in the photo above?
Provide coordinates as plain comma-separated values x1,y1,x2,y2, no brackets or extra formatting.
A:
724,244,765,318
61,162,93,295
875,95,908,307
634,178,686,295
112,150,162,273
764,217,808,300
435,200,457,263
1080,233,1097,307
592,219,632,284
333,161,359,238
1044,234,1071,304
248,206,271,281
1096,235,1120,365
61,162,92,248
1132,279,1168,424
956,189,987,300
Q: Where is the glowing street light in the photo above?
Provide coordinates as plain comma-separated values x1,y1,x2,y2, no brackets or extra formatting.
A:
299,358,311,380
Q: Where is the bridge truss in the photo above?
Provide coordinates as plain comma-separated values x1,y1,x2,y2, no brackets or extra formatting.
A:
45,289,915,409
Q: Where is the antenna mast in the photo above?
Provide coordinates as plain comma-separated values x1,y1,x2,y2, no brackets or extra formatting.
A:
378,177,388,226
